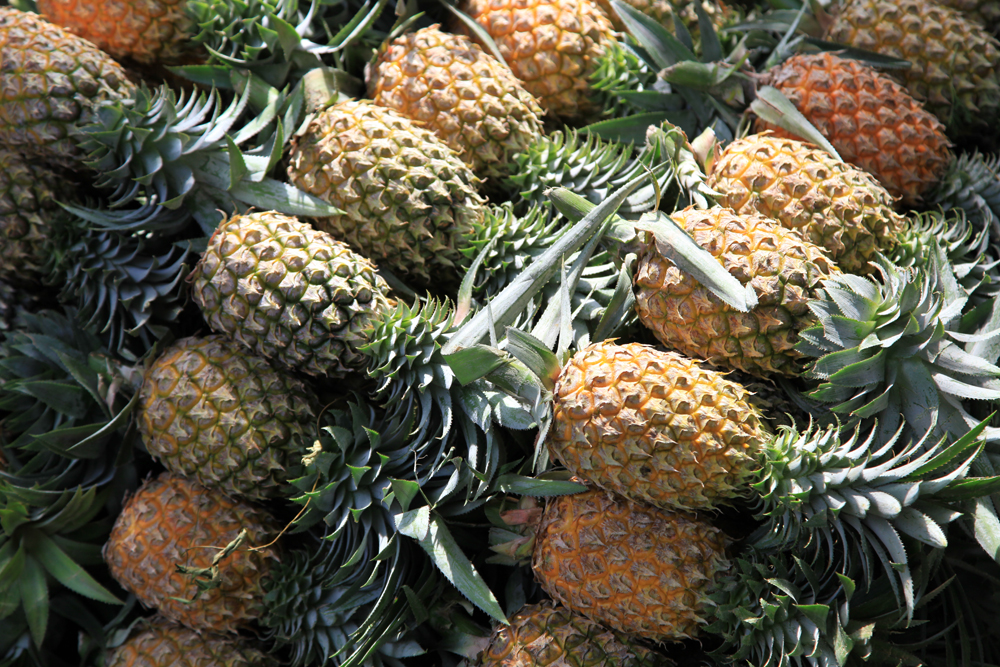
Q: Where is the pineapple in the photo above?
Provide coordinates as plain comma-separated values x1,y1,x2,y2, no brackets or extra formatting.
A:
104,616,272,667
549,341,764,511
757,51,954,205
189,211,396,378
0,8,136,164
498,489,732,641
593,0,736,40
939,0,1000,28
103,472,281,632
634,205,839,377
137,335,318,500
823,0,1000,134
454,0,617,122
285,99,487,285
0,149,68,283
35,0,194,65
474,600,672,666
367,25,545,182
705,133,906,274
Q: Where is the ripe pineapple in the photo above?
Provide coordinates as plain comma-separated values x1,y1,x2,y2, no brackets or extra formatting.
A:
499,489,731,641
939,0,1000,28
757,51,954,206
35,0,194,64
367,25,545,182
549,341,764,511
0,8,136,164
823,0,1000,133
105,616,273,667
0,149,68,283
455,0,617,121
705,133,906,274
475,600,672,666
138,335,318,500
285,99,487,284
103,473,281,632
634,205,838,377
189,211,396,378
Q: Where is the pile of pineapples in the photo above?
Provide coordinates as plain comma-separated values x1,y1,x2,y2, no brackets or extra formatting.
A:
3,0,1000,664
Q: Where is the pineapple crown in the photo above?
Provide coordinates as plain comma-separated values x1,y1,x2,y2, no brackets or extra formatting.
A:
589,38,660,120
796,254,1000,445
930,151,1000,236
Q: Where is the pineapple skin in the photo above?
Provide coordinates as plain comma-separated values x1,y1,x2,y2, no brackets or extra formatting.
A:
189,211,395,378
939,0,1000,28
706,133,905,274
533,489,730,641
138,335,318,501
825,0,1000,132
286,100,486,284
103,473,280,633
455,0,616,122
0,149,65,282
634,206,838,378
0,8,136,164
758,52,953,205
475,600,672,666
550,341,763,511
105,616,274,667
368,25,545,181
36,0,193,64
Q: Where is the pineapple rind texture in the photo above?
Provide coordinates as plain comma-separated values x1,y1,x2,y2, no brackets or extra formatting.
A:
0,7,136,164
0,149,64,282
286,99,486,284
36,0,194,64
105,616,274,667
549,342,764,511
456,0,616,121
533,489,730,641
368,25,545,181
759,52,953,205
103,473,280,633
825,0,1000,132
706,134,906,274
189,211,395,378
138,335,317,501
475,600,673,666
634,206,838,377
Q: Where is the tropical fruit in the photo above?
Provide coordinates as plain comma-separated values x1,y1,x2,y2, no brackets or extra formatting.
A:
634,205,838,377
188,210,396,378
103,473,280,632
455,0,617,121
0,149,67,282
549,341,764,510
514,489,731,641
367,25,545,181
137,335,318,500
285,99,486,284
0,8,136,163
474,600,672,666
757,51,953,205
823,0,1000,132
35,0,194,64
939,0,1000,28
705,133,906,274
104,616,273,667
594,0,735,39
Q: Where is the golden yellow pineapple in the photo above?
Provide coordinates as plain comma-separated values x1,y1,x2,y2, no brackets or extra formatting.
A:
823,0,1000,132
634,206,838,377
367,25,545,181
549,341,764,511
104,616,272,667
286,99,486,284
507,489,730,641
454,0,617,121
475,600,672,666
705,133,905,274
36,0,193,64
103,473,280,632
0,8,136,163
758,52,953,205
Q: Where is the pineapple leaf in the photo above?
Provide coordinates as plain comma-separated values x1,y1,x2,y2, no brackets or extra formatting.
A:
751,86,841,160
496,474,588,496
31,533,122,605
506,328,562,383
19,557,47,647
611,0,696,67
